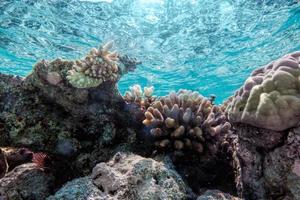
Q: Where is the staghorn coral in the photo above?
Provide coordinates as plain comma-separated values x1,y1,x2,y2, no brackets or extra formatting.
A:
227,51,300,131
124,84,156,111
143,90,231,154
66,41,120,88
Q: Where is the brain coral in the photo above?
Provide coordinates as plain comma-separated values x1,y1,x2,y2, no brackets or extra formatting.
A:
143,90,231,154
227,51,300,131
66,41,120,88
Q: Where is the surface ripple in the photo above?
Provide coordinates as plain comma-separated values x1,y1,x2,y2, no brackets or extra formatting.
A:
0,0,300,103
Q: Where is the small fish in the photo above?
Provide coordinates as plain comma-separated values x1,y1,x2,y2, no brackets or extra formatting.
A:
32,153,49,169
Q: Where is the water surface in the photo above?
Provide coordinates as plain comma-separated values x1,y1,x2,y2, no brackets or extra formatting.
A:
0,0,300,103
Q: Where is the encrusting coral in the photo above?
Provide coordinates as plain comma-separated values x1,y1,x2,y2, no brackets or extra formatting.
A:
142,89,231,154
123,84,156,111
66,41,122,88
226,51,300,131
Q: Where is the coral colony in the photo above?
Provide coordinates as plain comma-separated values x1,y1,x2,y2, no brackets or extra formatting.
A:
142,90,231,154
66,41,120,88
0,42,300,200
227,52,300,131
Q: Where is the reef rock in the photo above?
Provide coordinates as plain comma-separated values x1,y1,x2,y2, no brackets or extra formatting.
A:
0,163,54,200
46,177,103,200
233,125,300,199
24,42,140,118
0,147,34,179
50,153,189,200
227,51,300,131
92,153,189,200
197,190,241,200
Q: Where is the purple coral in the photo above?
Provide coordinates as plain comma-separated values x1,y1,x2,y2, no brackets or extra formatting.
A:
143,90,231,154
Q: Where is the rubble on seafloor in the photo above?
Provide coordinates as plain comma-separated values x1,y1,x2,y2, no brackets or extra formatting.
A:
0,44,299,200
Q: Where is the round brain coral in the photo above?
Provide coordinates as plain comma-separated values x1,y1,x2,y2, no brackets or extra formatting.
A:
227,51,300,131
143,90,231,154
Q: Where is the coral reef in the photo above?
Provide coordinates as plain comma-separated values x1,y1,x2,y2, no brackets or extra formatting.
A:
2,43,300,200
143,89,231,155
0,43,141,194
227,51,300,131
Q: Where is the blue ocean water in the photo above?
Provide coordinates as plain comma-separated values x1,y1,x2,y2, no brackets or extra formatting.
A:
0,0,299,103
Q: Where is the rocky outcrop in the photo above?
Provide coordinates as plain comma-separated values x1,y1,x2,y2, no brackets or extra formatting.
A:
0,163,54,200
0,43,141,179
49,153,190,200
46,177,103,200
233,125,300,199
197,190,241,200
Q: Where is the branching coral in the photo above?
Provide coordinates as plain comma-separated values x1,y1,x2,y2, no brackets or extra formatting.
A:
66,41,120,88
142,90,231,154
123,84,156,111
226,51,300,131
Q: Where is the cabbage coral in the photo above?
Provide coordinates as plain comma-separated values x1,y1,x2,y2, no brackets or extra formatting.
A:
143,90,231,154
227,51,300,131
66,41,120,88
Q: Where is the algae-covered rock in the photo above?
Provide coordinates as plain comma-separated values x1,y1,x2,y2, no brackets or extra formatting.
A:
46,177,105,200
233,124,300,200
227,51,300,131
91,153,188,200
263,129,300,199
197,190,241,200
49,153,189,200
0,163,54,200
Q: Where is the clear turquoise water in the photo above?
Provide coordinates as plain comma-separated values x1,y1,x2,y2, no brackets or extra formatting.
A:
0,0,300,103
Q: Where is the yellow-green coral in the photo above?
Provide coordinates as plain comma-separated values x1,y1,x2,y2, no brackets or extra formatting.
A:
66,41,120,89
66,70,103,89
227,51,300,131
